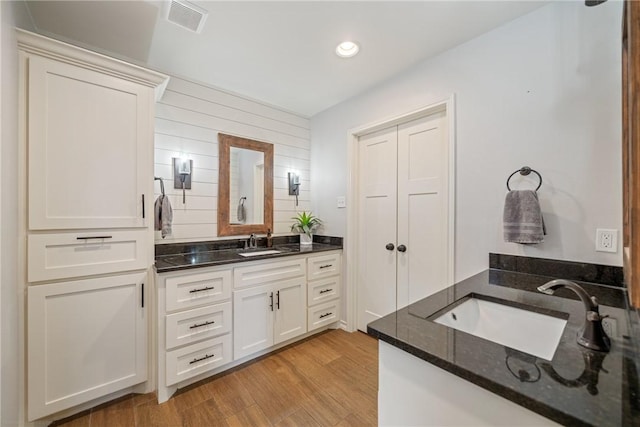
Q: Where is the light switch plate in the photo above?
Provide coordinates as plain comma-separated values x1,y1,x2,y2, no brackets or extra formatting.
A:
337,196,346,208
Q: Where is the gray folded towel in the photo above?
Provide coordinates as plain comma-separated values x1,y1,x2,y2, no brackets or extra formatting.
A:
154,195,173,239
503,190,546,244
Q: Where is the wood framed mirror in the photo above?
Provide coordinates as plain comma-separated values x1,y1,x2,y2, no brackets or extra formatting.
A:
623,0,640,307
218,133,274,236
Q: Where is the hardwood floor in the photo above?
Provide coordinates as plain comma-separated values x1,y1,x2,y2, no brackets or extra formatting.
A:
51,330,378,427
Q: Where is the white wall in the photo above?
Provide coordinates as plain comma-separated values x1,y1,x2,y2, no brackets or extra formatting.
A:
310,1,623,282
154,77,311,243
1,2,34,425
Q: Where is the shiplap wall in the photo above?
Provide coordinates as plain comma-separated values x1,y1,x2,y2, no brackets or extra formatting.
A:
154,77,311,243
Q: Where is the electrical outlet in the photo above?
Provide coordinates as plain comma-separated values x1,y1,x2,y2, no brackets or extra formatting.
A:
337,196,346,208
595,229,617,253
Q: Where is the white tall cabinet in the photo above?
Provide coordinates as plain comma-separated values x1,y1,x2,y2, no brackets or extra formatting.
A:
18,30,168,421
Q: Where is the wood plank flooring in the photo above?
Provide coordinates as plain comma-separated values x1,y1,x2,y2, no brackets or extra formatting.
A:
51,330,378,427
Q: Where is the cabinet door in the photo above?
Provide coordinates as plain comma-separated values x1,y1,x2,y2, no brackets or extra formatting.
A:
28,273,147,421
274,277,307,345
233,284,274,360
28,55,150,230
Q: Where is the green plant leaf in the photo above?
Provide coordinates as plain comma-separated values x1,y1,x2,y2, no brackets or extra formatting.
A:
290,211,322,235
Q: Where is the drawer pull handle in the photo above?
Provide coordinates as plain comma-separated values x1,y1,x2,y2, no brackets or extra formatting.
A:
76,236,113,240
189,353,214,364
189,286,214,294
319,312,333,319
189,320,215,329
319,264,333,269
319,289,333,294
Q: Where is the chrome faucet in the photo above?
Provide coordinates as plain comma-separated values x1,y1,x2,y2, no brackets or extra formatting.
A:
248,233,257,249
537,279,610,352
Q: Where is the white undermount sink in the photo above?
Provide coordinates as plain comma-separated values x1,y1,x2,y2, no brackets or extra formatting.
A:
433,296,567,360
238,250,281,257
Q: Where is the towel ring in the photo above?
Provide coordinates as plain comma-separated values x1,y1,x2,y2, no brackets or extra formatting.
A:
154,177,165,196
506,166,542,192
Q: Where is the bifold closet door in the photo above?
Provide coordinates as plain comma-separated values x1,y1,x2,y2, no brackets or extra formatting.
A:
357,127,398,332
357,109,449,332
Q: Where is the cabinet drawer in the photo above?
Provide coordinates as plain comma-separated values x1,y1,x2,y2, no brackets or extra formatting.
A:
308,253,341,281
308,276,341,306
165,269,231,312
166,335,232,386
28,230,148,282
308,299,341,332
234,258,306,289
165,302,231,350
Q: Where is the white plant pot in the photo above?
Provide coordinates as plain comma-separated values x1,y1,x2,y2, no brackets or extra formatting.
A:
300,233,313,245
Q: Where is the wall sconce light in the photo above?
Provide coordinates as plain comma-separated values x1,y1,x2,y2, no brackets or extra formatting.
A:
173,156,192,204
288,172,300,206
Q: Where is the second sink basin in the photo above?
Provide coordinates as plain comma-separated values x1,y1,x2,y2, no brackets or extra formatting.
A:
238,250,282,257
432,295,567,360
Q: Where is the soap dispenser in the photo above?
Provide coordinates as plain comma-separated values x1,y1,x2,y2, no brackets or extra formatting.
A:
266,228,273,248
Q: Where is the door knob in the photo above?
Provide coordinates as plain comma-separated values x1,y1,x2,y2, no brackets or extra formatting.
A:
385,243,395,251
397,244,407,252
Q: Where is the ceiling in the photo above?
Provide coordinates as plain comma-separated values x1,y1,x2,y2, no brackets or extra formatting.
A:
23,1,548,117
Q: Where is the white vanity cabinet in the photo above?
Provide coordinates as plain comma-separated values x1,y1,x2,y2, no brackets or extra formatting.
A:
157,266,234,403
233,258,307,359
19,30,168,421
156,250,342,403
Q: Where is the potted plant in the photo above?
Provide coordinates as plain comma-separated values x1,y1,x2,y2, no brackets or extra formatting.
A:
290,211,322,245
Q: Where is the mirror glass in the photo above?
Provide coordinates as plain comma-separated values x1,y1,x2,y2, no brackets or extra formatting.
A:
218,133,273,236
229,147,265,225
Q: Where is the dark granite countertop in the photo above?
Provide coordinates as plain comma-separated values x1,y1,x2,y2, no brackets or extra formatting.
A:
367,268,640,426
155,235,343,273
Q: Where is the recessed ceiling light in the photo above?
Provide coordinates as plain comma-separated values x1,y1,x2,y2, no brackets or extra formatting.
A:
336,41,360,58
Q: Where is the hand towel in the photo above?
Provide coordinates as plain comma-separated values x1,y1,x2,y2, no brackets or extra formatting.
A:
154,195,173,239
503,190,546,244
237,197,246,223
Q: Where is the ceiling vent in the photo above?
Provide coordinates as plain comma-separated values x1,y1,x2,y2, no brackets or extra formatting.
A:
166,0,208,34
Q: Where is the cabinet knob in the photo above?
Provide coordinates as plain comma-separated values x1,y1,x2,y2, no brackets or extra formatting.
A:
397,245,407,253
385,243,395,251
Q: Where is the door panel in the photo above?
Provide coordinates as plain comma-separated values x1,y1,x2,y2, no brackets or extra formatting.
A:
28,55,149,230
357,127,398,331
397,111,449,307
274,277,307,344
233,284,274,360
28,273,147,420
